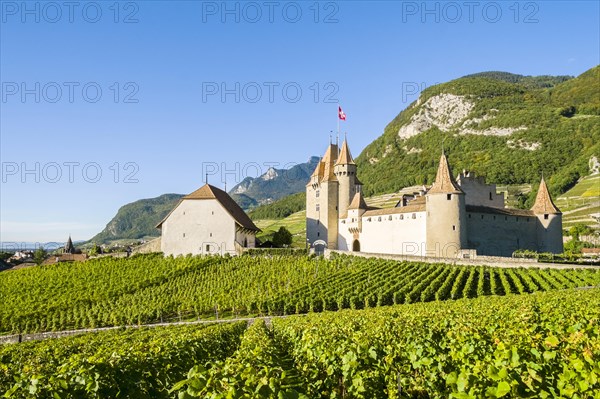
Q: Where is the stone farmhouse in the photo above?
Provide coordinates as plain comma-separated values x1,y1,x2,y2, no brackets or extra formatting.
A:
157,184,260,256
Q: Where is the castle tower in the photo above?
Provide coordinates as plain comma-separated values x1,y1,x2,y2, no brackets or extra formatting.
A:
531,177,563,253
64,235,75,254
425,152,467,257
334,138,359,217
346,192,367,252
306,142,339,250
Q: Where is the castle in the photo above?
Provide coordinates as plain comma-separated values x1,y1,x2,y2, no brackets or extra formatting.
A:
306,140,563,258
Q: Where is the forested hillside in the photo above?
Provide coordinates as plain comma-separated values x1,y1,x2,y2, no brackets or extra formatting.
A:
356,66,600,204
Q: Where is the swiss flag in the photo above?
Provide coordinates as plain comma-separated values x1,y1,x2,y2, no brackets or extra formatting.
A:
338,106,346,120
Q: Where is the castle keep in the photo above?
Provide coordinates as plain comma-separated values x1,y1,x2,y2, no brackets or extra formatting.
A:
306,140,563,258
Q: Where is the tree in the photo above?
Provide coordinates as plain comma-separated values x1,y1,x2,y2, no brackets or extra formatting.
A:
272,227,293,248
89,243,101,257
569,223,594,240
33,247,47,265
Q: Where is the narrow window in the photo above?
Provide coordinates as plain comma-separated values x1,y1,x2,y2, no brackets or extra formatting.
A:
481,215,484,220
505,216,507,221
412,213,416,219
468,214,471,219
317,232,320,237
183,233,185,238
452,225,456,231
316,204,320,212
210,233,212,237
316,190,320,198
400,214,404,220
544,214,549,220
489,192,493,200
388,215,392,221
212,211,214,215
493,216,496,220
205,244,210,252
447,194,452,200
183,211,185,215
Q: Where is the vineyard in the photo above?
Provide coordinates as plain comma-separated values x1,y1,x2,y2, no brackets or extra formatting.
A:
1,253,599,334
2,288,598,398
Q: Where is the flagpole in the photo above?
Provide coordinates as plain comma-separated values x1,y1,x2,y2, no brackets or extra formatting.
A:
337,104,341,147
337,105,340,146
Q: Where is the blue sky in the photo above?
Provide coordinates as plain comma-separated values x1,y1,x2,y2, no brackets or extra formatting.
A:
1,0,599,243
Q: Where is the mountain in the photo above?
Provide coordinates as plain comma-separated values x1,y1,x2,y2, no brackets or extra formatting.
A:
356,66,600,205
90,194,183,243
228,157,320,207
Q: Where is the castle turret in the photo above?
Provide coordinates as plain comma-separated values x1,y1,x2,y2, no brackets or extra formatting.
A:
426,152,467,257
334,138,359,217
306,142,339,250
531,177,563,253
64,235,75,254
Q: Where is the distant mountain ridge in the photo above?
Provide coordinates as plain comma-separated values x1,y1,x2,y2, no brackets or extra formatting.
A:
229,156,320,207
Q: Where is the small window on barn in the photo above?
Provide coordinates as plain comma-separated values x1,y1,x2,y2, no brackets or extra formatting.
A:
544,214,549,220
447,194,452,200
